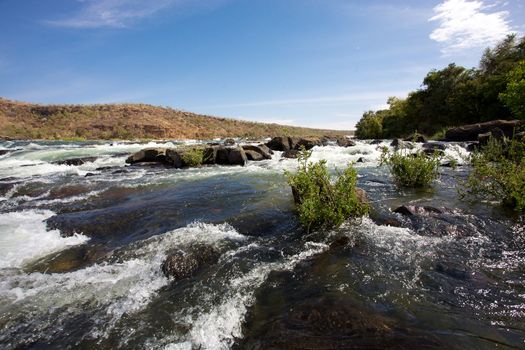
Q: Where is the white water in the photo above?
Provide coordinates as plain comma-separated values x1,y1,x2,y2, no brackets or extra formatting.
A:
0,210,89,269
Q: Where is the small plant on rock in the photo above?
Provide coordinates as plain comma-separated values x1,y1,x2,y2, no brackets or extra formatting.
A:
285,149,368,232
180,146,206,167
380,147,440,187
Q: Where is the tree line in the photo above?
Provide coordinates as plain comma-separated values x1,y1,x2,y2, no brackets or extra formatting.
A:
355,35,525,139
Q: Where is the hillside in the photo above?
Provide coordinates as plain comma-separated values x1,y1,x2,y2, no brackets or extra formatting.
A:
0,98,350,140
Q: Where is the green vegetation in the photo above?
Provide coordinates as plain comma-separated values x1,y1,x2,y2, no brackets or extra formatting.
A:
463,137,525,212
355,35,525,139
285,149,368,232
179,147,206,167
380,148,441,188
499,60,525,120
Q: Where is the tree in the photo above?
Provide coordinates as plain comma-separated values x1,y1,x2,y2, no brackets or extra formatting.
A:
500,60,525,120
355,110,383,139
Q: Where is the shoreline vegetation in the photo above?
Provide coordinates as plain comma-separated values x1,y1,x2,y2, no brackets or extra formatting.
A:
354,35,525,140
0,98,350,141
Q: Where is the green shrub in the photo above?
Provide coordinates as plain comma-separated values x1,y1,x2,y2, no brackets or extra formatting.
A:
380,148,440,187
180,147,205,167
285,149,368,232
463,137,525,212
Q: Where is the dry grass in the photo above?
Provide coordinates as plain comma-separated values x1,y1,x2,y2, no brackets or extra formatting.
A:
0,98,351,140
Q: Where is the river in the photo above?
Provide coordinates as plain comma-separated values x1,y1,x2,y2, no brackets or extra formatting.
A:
0,139,523,349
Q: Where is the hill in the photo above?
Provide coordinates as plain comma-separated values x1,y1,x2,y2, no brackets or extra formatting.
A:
0,98,350,140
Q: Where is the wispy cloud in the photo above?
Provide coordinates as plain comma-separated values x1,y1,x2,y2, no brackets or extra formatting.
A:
429,0,515,54
46,0,181,28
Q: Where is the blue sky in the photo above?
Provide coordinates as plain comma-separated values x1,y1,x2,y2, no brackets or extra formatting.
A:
0,0,524,130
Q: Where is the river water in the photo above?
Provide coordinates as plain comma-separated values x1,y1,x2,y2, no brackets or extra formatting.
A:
0,140,523,349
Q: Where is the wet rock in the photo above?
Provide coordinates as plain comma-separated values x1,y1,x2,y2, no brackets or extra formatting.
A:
296,137,321,150
394,205,445,217
435,262,470,280
112,169,129,174
445,119,522,141
282,149,299,159
329,235,351,249
466,142,479,152
0,150,10,156
423,148,445,157
242,144,273,159
423,142,447,151
125,148,168,164
227,146,248,166
84,173,96,177
336,138,356,147
356,157,365,163
49,185,89,199
165,146,207,168
161,245,219,281
266,136,291,152
239,296,440,350
223,138,236,146
390,138,403,148
371,139,383,144
244,150,265,161
53,156,98,166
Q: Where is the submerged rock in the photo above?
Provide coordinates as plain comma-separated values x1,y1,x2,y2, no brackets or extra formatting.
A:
161,245,220,281
394,205,446,216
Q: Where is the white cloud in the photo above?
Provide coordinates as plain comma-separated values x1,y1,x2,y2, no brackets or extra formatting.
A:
429,0,515,54
46,0,181,28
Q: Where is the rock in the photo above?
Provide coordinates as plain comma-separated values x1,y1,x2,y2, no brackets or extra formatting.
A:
423,142,446,151
0,150,10,156
266,136,291,151
84,173,96,177
337,138,356,147
394,205,445,216
445,119,522,141
223,138,235,146
356,157,365,163
282,149,299,159
404,133,427,143
227,146,248,166
466,142,479,152
371,139,382,144
165,146,208,168
390,138,403,148
423,148,445,157
242,144,273,159
161,245,219,281
125,148,168,164
53,156,98,166
203,146,218,165
295,137,321,150
478,127,505,146
244,150,264,161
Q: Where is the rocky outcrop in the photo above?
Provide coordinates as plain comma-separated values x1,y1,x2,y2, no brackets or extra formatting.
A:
282,149,299,159
126,144,260,168
125,148,167,164
161,245,219,281
266,136,321,152
445,119,522,141
478,127,505,146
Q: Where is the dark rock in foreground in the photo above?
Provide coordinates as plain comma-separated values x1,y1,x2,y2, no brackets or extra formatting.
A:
161,245,219,281
336,137,356,147
445,119,522,141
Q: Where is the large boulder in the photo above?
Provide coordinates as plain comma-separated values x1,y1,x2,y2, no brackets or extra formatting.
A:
445,120,522,141
295,137,321,150
227,146,248,166
242,144,273,159
282,149,300,159
126,148,168,164
266,136,291,151
244,150,265,161
478,127,505,146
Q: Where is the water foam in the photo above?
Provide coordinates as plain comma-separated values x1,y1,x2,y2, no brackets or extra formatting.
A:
0,210,89,269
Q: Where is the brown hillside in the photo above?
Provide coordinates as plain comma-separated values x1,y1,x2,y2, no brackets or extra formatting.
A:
0,98,351,140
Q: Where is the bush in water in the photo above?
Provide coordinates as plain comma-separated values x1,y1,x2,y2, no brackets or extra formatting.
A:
285,149,368,232
463,137,525,212
380,147,440,188
180,146,206,167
